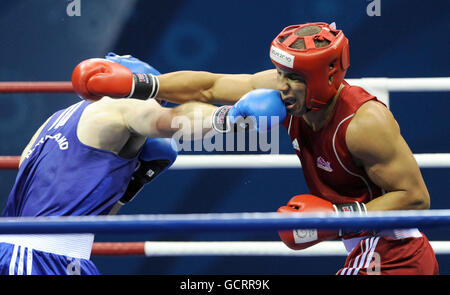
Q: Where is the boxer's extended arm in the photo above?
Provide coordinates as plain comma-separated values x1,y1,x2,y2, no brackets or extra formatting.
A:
120,89,284,137
72,58,278,105
78,97,217,151
157,69,278,105
121,98,217,138
77,81,284,156
346,100,430,211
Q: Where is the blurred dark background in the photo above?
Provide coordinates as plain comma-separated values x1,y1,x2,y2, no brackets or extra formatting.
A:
0,0,449,274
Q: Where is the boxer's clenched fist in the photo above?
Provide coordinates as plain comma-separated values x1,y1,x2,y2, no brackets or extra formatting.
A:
212,88,286,133
72,58,159,102
72,58,134,101
277,194,367,250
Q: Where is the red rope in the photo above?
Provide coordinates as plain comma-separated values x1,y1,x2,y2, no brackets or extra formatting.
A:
0,156,20,170
0,82,73,93
91,242,146,256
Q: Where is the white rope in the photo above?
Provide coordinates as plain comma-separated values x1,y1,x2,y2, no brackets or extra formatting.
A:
170,153,450,169
346,77,450,92
143,241,450,256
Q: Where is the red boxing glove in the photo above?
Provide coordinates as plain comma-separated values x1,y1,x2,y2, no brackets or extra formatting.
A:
277,194,366,250
72,58,134,101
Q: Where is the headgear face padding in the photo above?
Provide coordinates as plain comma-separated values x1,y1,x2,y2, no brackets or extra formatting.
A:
270,22,350,111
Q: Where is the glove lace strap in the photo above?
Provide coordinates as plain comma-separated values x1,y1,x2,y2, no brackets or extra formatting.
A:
333,202,367,215
211,105,233,133
333,202,367,237
128,74,159,100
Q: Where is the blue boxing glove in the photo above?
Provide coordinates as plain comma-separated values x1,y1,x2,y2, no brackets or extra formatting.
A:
105,52,161,75
110,137,178,214
105,52,167,106
211,89,286,133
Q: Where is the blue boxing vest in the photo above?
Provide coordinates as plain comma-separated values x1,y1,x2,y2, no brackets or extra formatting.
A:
2,101,139,217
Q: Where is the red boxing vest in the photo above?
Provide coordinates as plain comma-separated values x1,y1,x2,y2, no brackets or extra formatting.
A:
282,81,385,204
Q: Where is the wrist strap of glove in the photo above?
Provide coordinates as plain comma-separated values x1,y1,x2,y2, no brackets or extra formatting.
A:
333,202,367,237
333,202,367,215
127,74,159,100
211,106,253,133
211,105,233,133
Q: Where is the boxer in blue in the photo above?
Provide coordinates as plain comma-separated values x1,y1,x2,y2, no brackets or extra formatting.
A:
0,55,285,275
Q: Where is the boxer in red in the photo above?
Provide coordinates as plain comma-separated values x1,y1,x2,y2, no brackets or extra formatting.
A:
136,22,438,275
270,22,438,275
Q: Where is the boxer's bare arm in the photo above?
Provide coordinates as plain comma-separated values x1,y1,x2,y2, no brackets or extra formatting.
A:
77,97,217,155
119,98,217,138
346,100,430,211
157,69,278,105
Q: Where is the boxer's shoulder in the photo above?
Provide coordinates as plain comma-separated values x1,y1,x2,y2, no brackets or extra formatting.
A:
77,97,133,154
346,100,399,160
347,101,397,139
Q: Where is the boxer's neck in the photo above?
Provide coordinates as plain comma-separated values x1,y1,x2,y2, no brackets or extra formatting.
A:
303,84,343,132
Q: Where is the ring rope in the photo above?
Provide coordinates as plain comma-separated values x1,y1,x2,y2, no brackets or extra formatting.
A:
1,210,450,235
0,82,73,93
90,241,450,256
166,154,450,169
1,153,450,170
346,77,450,92
0,78,449,93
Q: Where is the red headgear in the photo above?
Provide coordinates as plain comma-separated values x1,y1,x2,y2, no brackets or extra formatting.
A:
269,22,350,111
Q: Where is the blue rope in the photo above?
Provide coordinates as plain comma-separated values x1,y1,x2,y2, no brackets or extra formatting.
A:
0,210,449,235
